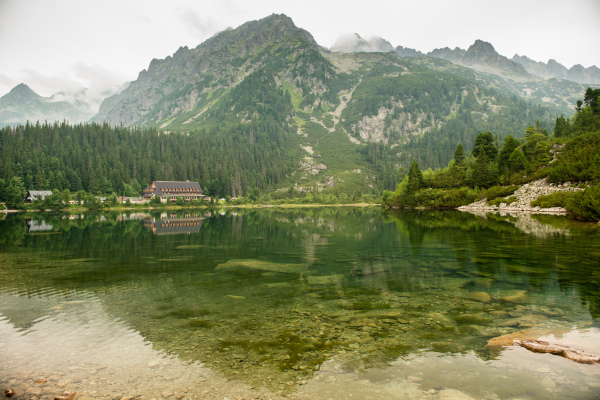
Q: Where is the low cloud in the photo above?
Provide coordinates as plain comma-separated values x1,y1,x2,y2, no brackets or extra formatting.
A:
1,64,128,113
177,6,222,40
330,33,394,53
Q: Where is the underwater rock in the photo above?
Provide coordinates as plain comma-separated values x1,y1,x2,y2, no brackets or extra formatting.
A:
54,391,76,400
453,313,492,325
515,339,600,364
438,388,476,400
216,259,309,274
487,328,570,349
466,292,492,303
427,312,456,328
25,387,42,396
307,275,343,285
493,314,548,328
500,290,528,303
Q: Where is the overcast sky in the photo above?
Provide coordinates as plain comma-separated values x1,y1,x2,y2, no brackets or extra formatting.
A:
1,0,599,100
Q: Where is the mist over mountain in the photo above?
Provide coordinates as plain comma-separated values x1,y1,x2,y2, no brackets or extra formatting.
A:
0,83,97,126
512,54,600,84
427,40,530,78
0,80,130,127
329,34,394,53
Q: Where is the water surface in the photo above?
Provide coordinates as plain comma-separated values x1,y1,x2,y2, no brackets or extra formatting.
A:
1,209,599,399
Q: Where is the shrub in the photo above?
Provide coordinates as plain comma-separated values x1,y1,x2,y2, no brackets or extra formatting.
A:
530,191,573,208
565,184,600,221
488,196,517,206
483,185,518,201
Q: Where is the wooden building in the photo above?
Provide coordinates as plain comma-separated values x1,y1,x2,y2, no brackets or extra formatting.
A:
142,181,204,202
25,190,52,203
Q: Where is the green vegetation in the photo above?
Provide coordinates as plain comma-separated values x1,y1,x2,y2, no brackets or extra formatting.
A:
0,120,297,202
383,89,600,221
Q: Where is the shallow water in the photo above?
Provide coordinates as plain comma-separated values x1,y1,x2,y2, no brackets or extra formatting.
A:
0,208,599,399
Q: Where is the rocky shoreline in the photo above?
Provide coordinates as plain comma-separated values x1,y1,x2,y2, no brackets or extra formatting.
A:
458,178,583,214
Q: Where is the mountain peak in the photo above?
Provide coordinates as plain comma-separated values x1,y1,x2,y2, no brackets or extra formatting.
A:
464,40,499,64
7,83,40,100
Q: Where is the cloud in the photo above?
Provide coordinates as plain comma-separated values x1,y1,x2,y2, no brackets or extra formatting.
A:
330,33,394,53
177,6,222,39
0,64,128,113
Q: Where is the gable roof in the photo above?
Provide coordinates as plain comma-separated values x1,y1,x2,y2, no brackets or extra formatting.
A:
142,181,203,198
152,181,202,192
27,190,53,196
26,190,53,201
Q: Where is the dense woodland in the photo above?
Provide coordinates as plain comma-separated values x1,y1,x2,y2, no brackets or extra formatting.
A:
382,88,600,221
0,117,296,205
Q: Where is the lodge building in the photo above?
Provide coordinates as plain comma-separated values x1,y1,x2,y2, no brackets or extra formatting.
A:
142,181,204,202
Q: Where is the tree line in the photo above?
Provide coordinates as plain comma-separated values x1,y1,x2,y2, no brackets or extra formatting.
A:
382,89,600,221
0,118,297,207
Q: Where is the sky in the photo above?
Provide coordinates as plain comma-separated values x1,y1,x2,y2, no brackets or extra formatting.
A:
1,0,599,103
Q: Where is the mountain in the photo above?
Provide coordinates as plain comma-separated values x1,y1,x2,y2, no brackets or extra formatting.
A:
428,40,530,78
86,14,596,197
5,13,592,199
512,55,600,84
330,34,394,53
395,46,423,58
93,14,321,127
0,83,98,126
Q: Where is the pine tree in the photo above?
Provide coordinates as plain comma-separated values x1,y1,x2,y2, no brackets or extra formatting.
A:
453,143,465,167
406,159,424,194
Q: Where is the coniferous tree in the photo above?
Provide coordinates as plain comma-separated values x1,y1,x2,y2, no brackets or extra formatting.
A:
453,143,465,167
406,160,424,194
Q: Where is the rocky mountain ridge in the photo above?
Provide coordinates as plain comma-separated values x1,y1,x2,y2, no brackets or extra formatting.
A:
512,54,600,84
393,41,600,85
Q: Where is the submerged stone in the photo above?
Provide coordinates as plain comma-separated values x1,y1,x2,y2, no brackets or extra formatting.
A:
500,290,528,303
453,313,492,325
307,275,343,285
466,292,492,303
215,259,309,274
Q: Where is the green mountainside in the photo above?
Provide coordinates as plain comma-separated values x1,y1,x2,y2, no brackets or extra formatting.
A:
1,14,596,202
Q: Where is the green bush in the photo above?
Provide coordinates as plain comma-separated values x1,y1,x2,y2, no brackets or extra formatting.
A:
391,187,477,209
488,196,517,206
547,131,600,183
483,185,518,201
565,184,600,221
530,191,573,208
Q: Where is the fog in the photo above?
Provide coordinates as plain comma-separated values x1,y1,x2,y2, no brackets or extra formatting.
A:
330,34,394,53
1,0,599,101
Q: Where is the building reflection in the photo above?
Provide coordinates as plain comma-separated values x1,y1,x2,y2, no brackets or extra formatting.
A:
26,220,53,232
143,213,204,235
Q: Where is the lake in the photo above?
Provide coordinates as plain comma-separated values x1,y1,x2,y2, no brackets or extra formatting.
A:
1,208,599,400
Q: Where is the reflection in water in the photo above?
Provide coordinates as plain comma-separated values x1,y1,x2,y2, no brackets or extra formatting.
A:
0,209,599,399
26,219,53,232
143,213,204,235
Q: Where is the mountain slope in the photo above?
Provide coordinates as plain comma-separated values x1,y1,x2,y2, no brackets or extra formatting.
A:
79,14,589,197
93,14,328,128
